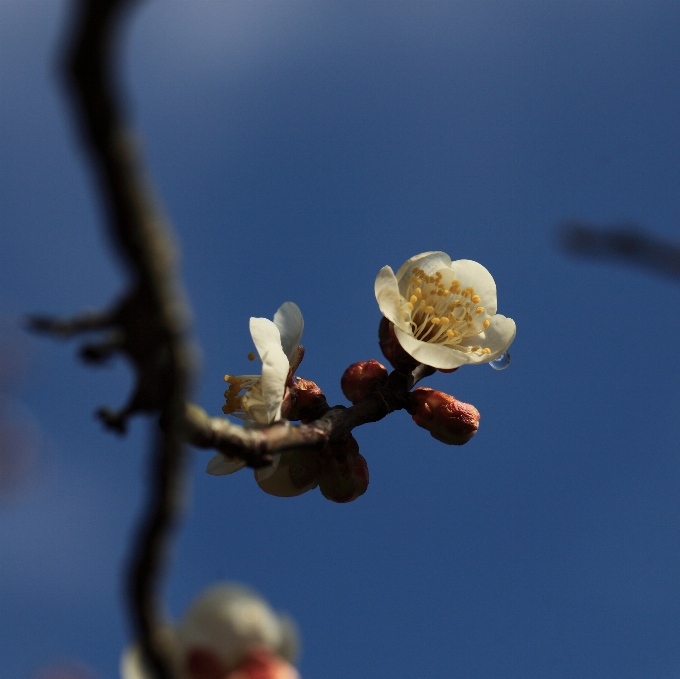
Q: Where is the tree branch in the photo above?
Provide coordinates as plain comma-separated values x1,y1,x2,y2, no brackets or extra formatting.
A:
31,0,453,675
39,1,195,678
182,364,436,465
560,221,680,280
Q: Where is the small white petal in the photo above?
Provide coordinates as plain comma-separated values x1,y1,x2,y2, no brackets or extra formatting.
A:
206,453,246,476
273,302,304,363
255,459,318,498
249,317,283,360
394,325,472,369
460,315,516,363
448,259,498,315
249,318,289,423
394,251,451,284
374,266,410,332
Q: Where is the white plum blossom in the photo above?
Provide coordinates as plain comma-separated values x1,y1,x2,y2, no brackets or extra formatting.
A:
207,302,304,478
121,584,300,679
375,251,515,370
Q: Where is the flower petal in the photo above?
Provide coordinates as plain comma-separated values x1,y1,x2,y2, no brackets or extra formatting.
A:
249,318,290,423
206,453,247,476
375,266,410,332
393,325,472,369
459,314,516,363
255,461,318,498
447,259,498,315
273,302,304,363
394,251,452,284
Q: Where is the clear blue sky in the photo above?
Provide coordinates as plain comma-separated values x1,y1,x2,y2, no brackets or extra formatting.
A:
2,2,680,678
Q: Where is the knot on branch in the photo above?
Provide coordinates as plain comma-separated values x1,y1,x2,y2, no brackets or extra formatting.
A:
28,287,183,433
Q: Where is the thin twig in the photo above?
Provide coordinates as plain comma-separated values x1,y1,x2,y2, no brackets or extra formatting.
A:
182,365,437,465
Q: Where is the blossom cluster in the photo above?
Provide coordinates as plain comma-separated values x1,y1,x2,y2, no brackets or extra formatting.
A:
123,252,515,676
208,251,515,504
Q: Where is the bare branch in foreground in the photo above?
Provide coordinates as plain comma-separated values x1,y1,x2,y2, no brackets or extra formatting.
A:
35,1,195,677
560,221,680,280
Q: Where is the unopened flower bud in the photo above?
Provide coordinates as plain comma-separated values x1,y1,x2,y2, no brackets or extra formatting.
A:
287,449,321,489
319,434,369,503
408,387,480,445
293,377,328,422
279,387,297,420
378,317,419,372
340,359,389,405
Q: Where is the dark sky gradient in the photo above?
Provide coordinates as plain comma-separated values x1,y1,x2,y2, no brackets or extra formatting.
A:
2,2,680,678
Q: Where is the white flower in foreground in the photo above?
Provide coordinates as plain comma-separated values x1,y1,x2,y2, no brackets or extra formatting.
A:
207,302,304,478
121,584,300,679
375,251,515,370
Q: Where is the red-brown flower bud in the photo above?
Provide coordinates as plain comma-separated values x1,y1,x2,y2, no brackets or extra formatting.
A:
287,449,321,489
378,317,420,372
292,377,328,422
279,387,296,420
287,344,305,382
340,359,389,404
319,434,369,503
408,387,480,445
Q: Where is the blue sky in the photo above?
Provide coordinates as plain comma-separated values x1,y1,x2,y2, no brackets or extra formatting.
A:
2,1,680,678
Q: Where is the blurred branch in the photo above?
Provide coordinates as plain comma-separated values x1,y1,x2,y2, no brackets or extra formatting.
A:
560,221,680,279
30,0,194,677
182,364,436,466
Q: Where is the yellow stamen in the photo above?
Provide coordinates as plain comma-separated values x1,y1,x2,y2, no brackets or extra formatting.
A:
481,348,491,354
471,295,481,304
476,306,484,314
471,345,480,352
483,320,490,329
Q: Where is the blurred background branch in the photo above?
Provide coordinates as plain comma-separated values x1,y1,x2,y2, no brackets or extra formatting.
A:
560,221,680,280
